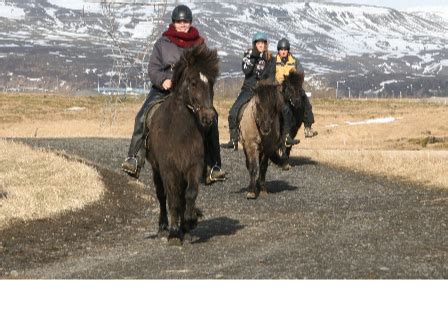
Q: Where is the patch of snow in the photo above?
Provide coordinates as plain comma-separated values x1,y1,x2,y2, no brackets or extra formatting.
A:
66,107,86,112
346,117,396,126
132,21,154,39
0,3,25,20
46,0,102,13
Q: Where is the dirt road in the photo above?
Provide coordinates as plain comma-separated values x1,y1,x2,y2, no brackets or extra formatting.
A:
1,138,447,279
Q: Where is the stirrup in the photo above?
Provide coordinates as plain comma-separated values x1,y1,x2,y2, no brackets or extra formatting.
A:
209,165,226,182
206,165,226,185
221,140,238,150
121,157,140,178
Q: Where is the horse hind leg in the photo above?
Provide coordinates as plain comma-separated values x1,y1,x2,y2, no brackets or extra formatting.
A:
152,169,168,239
258,152,269,197
245,146,259,199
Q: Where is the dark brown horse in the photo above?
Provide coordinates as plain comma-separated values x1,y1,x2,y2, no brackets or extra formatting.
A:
239,80,286,199
145,44,219,244
280,70,305,160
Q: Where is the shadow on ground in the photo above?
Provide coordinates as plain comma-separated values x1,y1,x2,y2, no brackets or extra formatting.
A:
191,217,244,244
288,156,318,167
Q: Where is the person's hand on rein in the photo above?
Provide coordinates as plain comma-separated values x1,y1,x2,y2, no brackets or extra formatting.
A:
162,79,172,90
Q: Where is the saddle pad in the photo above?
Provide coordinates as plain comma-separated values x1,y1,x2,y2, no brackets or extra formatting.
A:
145,98,165,129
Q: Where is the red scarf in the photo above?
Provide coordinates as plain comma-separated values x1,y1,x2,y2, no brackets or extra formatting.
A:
162,24,204,48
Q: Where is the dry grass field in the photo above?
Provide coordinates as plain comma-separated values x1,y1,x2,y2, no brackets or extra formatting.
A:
0,139,105,228
0,93,447,224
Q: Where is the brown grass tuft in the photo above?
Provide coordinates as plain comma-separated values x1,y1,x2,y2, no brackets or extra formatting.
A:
299,149,448,189
0,139,105,228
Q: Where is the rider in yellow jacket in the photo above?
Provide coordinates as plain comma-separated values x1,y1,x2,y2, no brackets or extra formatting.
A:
276,38,318,139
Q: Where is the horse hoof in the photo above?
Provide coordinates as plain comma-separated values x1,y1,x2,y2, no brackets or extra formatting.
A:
183,233,193,244
186,219,198,231
168,236,183,246
282,163,291,171
259,190,268,197
246,191,257,199
195,208,204,218
157,229,169,241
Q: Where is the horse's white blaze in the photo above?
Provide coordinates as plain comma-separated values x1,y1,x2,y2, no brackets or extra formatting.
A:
199,72,208,84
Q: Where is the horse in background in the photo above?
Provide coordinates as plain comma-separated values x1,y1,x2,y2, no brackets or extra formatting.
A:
280,70,305,161
145,44,219,244
239,80,286,199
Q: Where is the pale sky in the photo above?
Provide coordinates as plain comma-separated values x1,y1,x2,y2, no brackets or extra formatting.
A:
334,0,446,10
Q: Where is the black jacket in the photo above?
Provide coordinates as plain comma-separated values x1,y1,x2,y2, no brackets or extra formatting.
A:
241,48,276,90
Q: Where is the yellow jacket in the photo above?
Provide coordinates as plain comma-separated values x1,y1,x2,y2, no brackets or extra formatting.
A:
275,54,297,84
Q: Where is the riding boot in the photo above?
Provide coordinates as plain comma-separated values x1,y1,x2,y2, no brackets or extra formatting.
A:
282,104,300,146
301,90,318,138
221,128,239,150
122,88,167,178
285,133,300,146
204,110,227,184
221,89,252,150
304,125,318,138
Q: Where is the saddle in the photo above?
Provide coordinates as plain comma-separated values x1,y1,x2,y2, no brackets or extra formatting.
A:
143,96,168,150
145,96,168,130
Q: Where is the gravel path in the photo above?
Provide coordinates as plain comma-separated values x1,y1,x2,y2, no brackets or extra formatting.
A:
1,137,447,279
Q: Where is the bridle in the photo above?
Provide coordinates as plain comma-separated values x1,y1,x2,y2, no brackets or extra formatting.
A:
185,79,208,115
253,102,272,135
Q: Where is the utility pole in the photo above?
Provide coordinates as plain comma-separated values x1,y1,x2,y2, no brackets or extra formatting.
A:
84,0,169,125
336,80,345,99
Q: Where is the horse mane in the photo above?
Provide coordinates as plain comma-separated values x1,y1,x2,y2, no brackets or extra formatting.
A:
253,80,277,98
253,80,283,114
282,70,304,89
172,44,220,90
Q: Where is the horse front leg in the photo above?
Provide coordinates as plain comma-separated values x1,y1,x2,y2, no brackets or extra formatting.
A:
245,145,259,199
183,165,202,234
258,151,269,197
152,169,168,239
165,182,184,246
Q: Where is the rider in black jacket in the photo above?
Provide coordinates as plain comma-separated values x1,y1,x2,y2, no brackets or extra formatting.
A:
221,32,276,150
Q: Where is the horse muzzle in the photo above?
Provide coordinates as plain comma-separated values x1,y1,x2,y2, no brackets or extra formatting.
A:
260,127,271,136
199,108,215,128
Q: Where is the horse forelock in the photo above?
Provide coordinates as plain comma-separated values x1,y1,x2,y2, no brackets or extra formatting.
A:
186,45,220,82
283,71,304,89
253,82,282,119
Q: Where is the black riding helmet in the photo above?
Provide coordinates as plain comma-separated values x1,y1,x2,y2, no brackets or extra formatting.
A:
171,5,193,22
277,38,290,51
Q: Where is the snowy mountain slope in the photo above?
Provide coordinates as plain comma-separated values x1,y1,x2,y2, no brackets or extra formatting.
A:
1,0,447,96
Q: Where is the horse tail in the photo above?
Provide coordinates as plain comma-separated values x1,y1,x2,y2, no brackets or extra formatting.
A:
269,150,288,166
